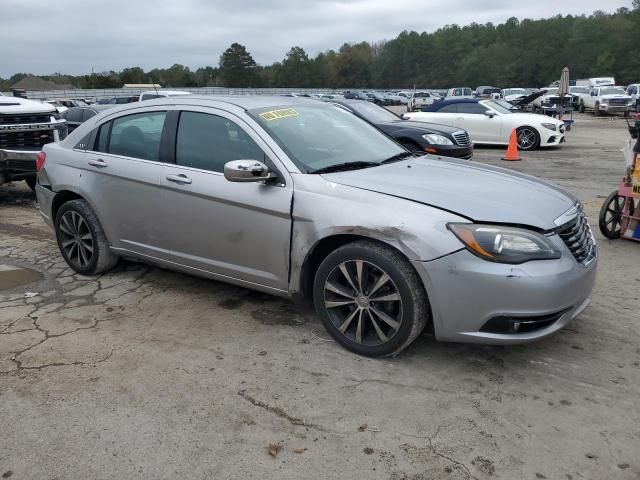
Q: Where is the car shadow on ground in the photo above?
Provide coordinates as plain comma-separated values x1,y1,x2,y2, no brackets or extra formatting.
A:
0,181,36,206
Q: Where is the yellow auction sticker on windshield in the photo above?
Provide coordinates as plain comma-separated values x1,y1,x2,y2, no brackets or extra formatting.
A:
259,108,299,121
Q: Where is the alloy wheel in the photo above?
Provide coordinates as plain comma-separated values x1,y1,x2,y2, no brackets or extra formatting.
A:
517,128,537,150
58,211,94,269
323,260,403,346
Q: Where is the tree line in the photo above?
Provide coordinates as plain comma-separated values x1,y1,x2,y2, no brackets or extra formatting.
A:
2,5,639,92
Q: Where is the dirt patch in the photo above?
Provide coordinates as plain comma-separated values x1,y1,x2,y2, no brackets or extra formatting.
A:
251,303,304,326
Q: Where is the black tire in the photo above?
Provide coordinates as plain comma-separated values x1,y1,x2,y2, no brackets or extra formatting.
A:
578,100,585,114
516,126,540,151
313,240,429,357
55,199,118,275
594,102,600,117
25,176,36,191
599,190,634,239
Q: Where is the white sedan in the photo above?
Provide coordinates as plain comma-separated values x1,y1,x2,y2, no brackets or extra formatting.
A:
404,99,565,150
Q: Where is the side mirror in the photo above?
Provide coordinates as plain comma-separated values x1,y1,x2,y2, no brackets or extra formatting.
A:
224,160,274,183
484,111,496,118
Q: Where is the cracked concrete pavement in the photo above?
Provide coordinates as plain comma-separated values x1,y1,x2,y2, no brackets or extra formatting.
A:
1,113,639,479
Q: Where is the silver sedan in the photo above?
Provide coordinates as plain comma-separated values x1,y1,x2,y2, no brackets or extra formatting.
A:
35,96,597,356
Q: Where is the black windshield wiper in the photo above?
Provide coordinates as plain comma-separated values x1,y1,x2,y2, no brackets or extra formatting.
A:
380,151,415,165
311,161,380,174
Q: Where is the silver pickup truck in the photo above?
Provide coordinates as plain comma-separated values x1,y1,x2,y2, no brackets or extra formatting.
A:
0,94,67,188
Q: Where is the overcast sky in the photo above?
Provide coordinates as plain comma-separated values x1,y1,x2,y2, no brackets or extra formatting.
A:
0,0,631,77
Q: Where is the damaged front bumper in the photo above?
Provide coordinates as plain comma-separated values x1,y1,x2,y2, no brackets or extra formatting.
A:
413,244,597,344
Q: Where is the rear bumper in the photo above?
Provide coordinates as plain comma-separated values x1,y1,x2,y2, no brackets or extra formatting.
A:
35,184,56,228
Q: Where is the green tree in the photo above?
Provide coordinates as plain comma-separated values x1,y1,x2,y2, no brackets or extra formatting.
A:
275,46,312,87
120,67,147,84
218,43,259,87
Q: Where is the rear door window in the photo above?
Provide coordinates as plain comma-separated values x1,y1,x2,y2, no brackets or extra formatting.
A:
94,122,111,152
108,111,167,161
175,111,265,173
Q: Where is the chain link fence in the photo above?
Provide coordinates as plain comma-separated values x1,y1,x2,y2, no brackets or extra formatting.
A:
2,87,374,100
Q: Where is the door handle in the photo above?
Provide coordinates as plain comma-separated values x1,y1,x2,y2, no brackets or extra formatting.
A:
166,174,192,185
88,159,107,168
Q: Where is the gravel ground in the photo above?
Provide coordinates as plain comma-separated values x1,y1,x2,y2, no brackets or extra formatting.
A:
0,113,639,480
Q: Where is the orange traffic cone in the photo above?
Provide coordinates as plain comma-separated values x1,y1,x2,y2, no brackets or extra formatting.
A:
501,129,521,161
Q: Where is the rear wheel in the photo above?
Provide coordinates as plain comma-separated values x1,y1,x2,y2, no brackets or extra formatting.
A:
313,240,429,357
55,199,118,274
516,126,540,151
599,190,634,239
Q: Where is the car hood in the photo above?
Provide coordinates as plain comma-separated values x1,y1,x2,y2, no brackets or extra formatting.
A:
321,157,576,230
0,96,57,114
514,90,546,106
504,112,563,126
378,120,460,135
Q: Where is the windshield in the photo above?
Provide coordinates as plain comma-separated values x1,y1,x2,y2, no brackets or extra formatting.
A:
545,88,559,95
483,100,514,114
250,104,405,173
503,89,526,96
491,99,517,111
601,87,626,95
347,102,399,122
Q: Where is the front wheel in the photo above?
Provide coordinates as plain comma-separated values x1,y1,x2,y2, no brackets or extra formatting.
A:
516,126,540,151
594,102,600,116
578,100,585,113
599,190,634,239
313,240,429,357
55,199,119,274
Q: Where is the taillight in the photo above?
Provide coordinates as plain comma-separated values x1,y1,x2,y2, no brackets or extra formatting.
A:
35,152,46,172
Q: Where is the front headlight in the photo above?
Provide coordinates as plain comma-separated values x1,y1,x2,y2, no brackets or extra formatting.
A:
541,123,557,131
422,134,453,145
448,223,562,264
600,99,608,104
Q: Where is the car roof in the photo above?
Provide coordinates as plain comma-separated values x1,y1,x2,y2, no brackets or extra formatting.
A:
424,97,483,111
432,98,482,106
135,95,322,110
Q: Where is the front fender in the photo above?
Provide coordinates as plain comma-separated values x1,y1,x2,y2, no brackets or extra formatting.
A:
288,174,466,294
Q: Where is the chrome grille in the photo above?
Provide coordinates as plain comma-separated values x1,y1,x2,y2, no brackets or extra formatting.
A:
557,209,596,266
452,131,471,146
0,130,54,150
608,98,627,106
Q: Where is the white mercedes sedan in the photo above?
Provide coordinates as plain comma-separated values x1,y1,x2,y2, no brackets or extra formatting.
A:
404,98,566,150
